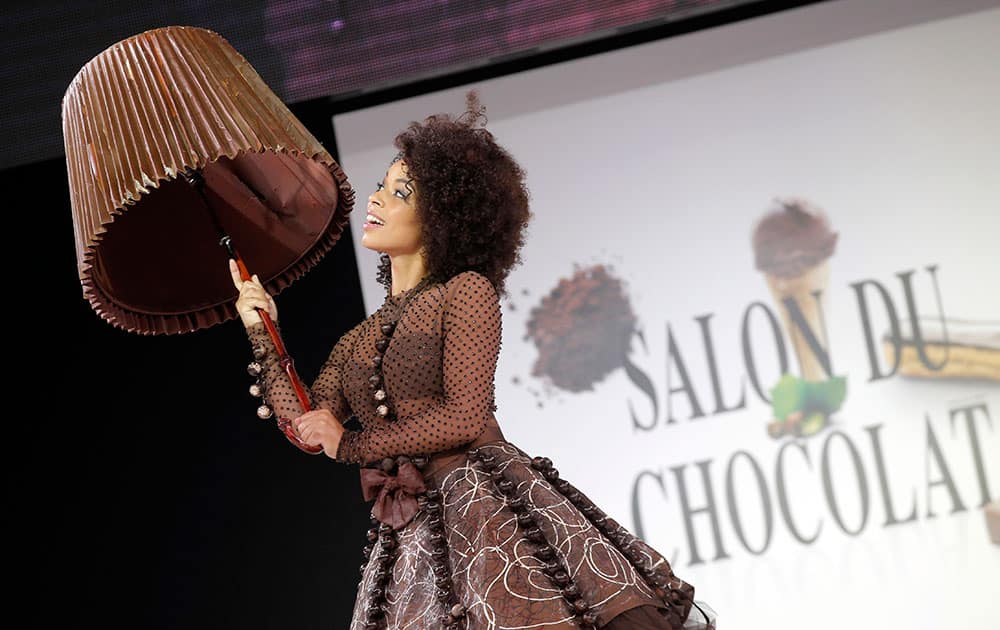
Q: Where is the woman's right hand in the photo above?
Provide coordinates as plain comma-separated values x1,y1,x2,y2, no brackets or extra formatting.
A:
229,259,278,329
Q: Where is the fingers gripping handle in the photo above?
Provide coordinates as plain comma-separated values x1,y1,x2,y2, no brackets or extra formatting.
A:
230,244,322,455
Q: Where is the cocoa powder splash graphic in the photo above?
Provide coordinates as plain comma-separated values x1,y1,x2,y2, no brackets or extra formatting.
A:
524,265,637,394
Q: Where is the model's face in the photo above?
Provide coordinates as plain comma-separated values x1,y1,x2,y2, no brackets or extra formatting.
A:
361,159,423,256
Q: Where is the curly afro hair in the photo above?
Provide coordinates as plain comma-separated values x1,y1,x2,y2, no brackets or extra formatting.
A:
374,91,531,299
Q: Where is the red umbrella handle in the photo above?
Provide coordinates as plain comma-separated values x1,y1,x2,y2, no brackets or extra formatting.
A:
182,169,324,455
232,252,323,455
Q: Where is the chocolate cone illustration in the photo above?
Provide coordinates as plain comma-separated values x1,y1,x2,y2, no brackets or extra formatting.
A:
752,198,838,382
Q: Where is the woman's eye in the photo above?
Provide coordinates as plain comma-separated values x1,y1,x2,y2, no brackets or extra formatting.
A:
374,182,384,192
394,189,408,199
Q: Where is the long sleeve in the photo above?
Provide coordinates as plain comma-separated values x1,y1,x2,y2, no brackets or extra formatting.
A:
336,271,501,464
246,319,365,423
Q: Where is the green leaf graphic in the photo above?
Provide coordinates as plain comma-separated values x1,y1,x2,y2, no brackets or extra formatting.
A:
771,374,806,420
805,376,847,414
771,374,848,421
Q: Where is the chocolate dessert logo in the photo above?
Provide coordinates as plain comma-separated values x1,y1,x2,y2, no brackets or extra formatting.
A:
521,200,998,436
518,202,999,561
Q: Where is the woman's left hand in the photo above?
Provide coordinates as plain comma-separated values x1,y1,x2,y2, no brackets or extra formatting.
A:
292,409,345,459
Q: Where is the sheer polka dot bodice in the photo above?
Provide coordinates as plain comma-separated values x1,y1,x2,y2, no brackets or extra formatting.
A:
246,271,502,465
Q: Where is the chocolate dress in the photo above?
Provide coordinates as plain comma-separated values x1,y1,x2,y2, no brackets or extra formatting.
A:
246,271,702,629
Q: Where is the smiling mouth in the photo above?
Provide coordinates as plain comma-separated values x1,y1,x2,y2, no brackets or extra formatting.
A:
365,213,385,226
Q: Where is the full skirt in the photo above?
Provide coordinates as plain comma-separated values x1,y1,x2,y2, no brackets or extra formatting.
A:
350,441,702,630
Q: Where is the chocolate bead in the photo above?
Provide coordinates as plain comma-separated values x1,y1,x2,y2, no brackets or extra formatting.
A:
582,611,598,625
425,489,442,501
490,470,505,483
526,527,545,543
450,604,466,618
563,583,581,599
497,479,514,493
369,374,382,387
380,458,396,473
572,599,589,613
411,455,428,469
249,382,264,397
252,345,266,360
552,570,570,586
639,566,657,582
374,389,387,401
425,501,442,514
362,544,374,558
368,587,383,600
466,447,480,460
380,322,396,336
508,497,527,512
543,560,560,574
434,576,451,589
645,567,664,584
246,361,263,376
531,456,552,470
534,546,555,561
375,338,389,353
371,355,382,368
376,404,390,417
367,528,378,542
431,547,447,560
436,588,451,602
516,513,534,527
256,404,273,419
378,522,392,533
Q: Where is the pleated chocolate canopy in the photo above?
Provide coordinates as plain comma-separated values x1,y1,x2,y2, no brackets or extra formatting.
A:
62,26,355,335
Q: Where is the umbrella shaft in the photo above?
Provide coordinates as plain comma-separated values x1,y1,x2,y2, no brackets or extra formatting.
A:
184,168,320,455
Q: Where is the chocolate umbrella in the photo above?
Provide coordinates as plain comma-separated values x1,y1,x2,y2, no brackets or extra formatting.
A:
61,26,356,452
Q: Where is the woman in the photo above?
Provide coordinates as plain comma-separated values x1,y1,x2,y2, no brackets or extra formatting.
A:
230,93,710,630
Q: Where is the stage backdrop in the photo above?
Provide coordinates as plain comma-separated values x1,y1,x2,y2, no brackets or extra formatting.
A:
333,1,1000,628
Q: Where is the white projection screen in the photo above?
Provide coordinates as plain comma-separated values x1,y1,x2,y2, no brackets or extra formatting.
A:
333,0,1000,628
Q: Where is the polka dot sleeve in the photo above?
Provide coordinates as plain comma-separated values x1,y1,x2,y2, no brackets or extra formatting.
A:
246,319,365,424
336,271,501,463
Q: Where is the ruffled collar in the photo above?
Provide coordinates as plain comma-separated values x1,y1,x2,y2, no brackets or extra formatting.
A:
384,277,433,305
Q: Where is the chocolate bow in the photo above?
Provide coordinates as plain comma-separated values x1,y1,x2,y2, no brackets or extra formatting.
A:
361,462,428,530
